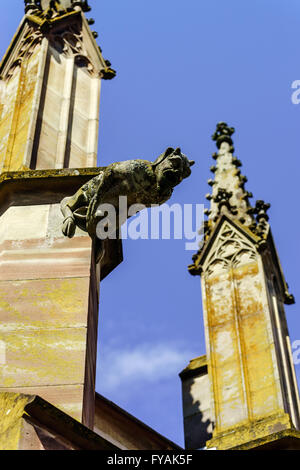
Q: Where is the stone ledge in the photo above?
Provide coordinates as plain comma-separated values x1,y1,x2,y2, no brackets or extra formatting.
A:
179,355,207,380
231,428,300,450
206,412,293,450
0,169,123,281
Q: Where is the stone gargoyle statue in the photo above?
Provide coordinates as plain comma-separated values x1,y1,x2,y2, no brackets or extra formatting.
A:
60,147,194,249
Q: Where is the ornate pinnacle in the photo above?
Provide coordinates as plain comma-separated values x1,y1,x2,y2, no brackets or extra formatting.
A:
188,124,273,274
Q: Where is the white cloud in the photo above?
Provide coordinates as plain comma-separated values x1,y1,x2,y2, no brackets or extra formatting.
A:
97,342,193,392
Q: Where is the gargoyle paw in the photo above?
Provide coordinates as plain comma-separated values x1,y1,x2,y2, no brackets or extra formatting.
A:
62,216,76,238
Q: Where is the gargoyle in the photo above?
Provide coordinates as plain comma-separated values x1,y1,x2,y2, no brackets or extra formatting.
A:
60,147,194,250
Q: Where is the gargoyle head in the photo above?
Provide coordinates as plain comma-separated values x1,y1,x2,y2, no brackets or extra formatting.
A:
152,147,195,193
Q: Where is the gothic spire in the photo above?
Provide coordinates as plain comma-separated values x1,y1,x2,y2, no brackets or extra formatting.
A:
205,122,255,228
202,122,274,243
189,123,273,274
186,123,299,451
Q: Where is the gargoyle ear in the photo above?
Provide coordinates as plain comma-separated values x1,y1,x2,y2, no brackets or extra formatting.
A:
164,147,174,157
174,147,181,154
189,160,195,167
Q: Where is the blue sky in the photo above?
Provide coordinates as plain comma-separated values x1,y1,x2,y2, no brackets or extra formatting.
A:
1,0,300,447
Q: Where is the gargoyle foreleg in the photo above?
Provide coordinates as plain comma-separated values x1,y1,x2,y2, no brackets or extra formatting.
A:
61,189,88,238
86,168,118,237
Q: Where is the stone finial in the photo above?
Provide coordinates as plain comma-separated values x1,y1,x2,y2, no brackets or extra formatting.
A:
253,200,271,222
213,188,238,216
212,122,235,149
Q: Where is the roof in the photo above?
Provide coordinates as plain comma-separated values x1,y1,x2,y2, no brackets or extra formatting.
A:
94,393,182,450
0,392,119,450
0,391,182,450
179,355,208,380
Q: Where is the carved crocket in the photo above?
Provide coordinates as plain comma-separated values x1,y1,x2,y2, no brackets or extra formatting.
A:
60,147,194,245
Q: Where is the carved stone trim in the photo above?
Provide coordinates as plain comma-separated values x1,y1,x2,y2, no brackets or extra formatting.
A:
4,25,43,80
49,23,97,76
203,222,257,277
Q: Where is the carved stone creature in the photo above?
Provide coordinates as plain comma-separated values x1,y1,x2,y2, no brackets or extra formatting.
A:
60,147,194,241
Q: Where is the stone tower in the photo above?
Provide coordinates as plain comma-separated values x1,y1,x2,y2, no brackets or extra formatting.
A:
0,0,122,430
181,123,300,450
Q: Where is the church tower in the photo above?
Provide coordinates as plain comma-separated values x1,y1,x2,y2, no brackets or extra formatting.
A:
0,0,122,431
181,123,300,450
